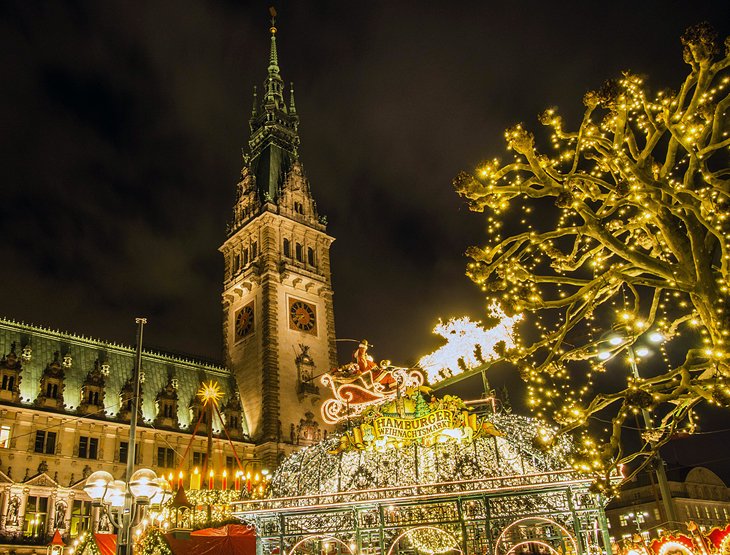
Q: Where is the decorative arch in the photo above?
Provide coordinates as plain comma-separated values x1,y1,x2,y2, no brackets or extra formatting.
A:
657,542,695,555
495,517,579,555
505,541,563,555
386,526,463,555
288,534,355,555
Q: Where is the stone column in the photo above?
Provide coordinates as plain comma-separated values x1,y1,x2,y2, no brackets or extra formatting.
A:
47,492,56,535
0,487,8,529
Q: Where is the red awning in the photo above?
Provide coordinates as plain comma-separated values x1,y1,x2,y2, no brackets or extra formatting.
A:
166,524,256,555
94,533,117,555
48,530,66,546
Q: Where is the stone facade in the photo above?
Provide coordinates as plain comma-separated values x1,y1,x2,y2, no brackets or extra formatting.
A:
0,319,256,548
606,466,730,541
0,18,339,550
220,23,336,466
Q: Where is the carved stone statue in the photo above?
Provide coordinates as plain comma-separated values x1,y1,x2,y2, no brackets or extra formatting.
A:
6,496,19,526
54,502,67,529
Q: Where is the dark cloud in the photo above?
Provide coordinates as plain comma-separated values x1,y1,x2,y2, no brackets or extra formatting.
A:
1,1,729,414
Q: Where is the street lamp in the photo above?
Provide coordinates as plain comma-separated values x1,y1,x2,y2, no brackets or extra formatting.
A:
83,469,167,544
597,330,679,526
625,511,649,535
82,318,171,555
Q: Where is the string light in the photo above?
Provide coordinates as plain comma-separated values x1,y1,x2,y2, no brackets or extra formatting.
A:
453,23,729,486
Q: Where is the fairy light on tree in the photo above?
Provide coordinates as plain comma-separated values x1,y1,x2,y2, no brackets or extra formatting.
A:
453,24,729,492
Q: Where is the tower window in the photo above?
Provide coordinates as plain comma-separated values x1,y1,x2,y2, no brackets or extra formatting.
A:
307,247,315,266
46,382,59,399
233,254,240,274
1,374,14,391
87,390,100,406
295,243,303,262
283,239,291,257
251,241,258,259
294,201,304,214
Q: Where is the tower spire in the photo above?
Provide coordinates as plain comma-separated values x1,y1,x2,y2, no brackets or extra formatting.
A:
263,7,284,108
268,7,280,76
241,8,300,204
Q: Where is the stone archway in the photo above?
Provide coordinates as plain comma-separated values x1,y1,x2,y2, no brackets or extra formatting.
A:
386,526,464,555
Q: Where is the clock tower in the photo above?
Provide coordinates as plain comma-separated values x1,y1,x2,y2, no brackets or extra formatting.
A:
220,18,337,464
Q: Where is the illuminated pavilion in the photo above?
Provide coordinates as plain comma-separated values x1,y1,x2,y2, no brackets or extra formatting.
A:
231,361,616,555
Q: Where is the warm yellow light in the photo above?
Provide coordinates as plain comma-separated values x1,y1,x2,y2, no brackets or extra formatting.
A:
418,301,522,384
197,380,223,405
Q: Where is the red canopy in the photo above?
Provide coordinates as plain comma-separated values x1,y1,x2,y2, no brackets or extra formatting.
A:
48,530,65,546
166,524,256,555
94,534,117,555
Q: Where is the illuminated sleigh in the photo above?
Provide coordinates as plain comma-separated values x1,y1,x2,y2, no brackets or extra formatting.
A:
320,363,424,425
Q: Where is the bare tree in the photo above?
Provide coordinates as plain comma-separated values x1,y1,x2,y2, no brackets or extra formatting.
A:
454,24,729,491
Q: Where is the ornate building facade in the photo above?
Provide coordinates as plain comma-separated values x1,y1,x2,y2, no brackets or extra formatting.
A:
606,466,730,542
0,18,335,551
220,21,337,464
0,319,252,550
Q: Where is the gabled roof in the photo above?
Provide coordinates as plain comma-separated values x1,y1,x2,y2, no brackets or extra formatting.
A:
24,471,61,488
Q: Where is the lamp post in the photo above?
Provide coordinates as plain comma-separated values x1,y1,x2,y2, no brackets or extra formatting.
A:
83,470,170,552
625,511,648,535
83,318,171,554
599,331,679,526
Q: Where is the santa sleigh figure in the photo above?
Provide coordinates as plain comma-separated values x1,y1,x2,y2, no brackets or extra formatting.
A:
320,340,425,424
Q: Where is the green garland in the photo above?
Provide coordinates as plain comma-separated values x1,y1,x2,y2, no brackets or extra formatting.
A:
73,534,101,555
139,528,173,555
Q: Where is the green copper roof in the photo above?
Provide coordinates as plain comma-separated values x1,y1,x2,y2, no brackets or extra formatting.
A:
247,19,300,202
0,318,247,435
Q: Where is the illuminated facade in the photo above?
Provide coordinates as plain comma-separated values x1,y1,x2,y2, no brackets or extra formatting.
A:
220,19,337,464
0,318,256,552
0,16,337,553
606,467,730,542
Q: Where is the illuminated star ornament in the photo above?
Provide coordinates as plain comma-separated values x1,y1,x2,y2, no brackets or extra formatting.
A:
197,381,223,406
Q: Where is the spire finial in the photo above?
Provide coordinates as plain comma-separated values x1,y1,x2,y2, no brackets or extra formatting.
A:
268,6,279,74
269,6,277,31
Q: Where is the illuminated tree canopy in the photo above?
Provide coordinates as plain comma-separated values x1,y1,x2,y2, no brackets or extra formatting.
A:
453,24,729,490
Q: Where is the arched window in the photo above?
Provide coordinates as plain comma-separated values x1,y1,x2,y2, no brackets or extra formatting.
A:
283,239,291,257
295,243,303,262
307,247,315,266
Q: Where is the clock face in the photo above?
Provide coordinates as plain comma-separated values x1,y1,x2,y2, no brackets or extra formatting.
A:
289,299,317,333
234,303,254,340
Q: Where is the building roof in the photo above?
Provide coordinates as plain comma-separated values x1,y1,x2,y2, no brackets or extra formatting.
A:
0,317,246,434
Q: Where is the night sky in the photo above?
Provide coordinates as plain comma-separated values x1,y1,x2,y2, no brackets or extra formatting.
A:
2,2,730,472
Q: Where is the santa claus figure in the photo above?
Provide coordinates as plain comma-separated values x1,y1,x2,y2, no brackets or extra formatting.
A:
354,340,395,389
